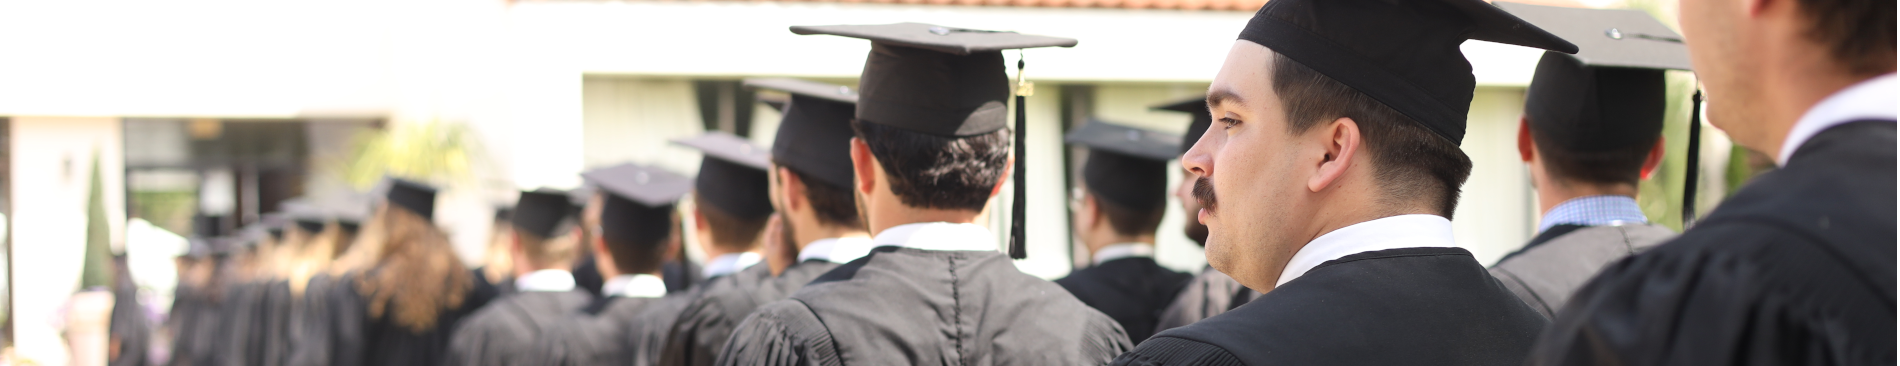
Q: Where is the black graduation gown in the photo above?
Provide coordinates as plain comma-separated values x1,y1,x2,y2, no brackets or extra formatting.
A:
1152,266,1259,333
1055,256,1192,344
286,274,339,366
1526,121,1897,366
661,260,844,366
215,281,263,366
716,247,1133,366
662,260,703,294
446,290,594,366
164,284,204,366
472,265,517,299
109,278,151,366
533,294,678,366
261,279,295,366
1112,247,1548,366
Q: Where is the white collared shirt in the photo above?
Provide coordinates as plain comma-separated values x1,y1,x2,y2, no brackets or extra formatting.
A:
1092,243,1155,265
871,222,999,252
601,274,668,298
1276,214,1457,287
797,237,876,264
702,252,762,279
1778,74,1896,165
514,269,577,293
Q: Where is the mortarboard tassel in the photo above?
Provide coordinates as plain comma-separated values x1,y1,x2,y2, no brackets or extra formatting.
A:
1009,56,1029,260
1681,90,1703,228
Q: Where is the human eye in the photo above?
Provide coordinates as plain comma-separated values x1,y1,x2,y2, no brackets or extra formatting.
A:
1219,117,1242,130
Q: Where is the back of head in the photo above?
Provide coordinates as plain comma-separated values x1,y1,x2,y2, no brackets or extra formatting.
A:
601,193,676,276
853,119,1012,212
357,199,471,334
694,189,771,252
777,162,864,230
1797,0,1895,75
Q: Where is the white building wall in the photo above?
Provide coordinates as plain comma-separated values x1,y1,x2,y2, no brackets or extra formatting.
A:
10,117,125,366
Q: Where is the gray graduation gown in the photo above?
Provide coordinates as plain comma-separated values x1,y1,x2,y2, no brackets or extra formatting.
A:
716,247,1132,366
446,290,593,366
1488,223,1674,318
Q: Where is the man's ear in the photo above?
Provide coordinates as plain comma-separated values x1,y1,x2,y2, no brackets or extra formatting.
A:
1641,137,1667,180
989,155,1014,198
851,138,877,196
1309,117,1362,193
778,166,805,213
1081,192,1102,229
692,206,708,230
1518,117,1535,163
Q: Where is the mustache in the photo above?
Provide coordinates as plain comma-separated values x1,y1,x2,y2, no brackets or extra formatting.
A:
1193,177,1218,214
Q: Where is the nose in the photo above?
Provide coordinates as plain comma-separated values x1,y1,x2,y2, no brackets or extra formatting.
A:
1181,125,1214,179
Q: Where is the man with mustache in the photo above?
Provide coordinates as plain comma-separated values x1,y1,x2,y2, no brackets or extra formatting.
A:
1108,0,1576,364
1150,98,1260,333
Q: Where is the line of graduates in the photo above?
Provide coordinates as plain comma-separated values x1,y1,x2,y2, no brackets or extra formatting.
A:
152,0,1892,362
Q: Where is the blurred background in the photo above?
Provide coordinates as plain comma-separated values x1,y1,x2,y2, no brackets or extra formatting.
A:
0,0,1770,363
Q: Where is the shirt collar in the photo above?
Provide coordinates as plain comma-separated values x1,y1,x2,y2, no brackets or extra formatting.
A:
1779,73,1896,166
514,269,577,292
1537,195,1648,233
701,252,761,279
1277,214,1456,287
1092,243,1155,265
601,274,667,298
797,237,876,264
871,222,998,252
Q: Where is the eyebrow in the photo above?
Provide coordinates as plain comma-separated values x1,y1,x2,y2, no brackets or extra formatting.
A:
1206,88,1245,110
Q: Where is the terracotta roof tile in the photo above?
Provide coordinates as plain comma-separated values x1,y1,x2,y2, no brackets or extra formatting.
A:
529,0,1586,12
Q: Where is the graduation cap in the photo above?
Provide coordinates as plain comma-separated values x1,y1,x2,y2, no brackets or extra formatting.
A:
1066,121,1182,212
513,189,579,239
671,132,775,220
293,219,326,235
384,177,438,220
1154,97,1213,155
791,22,1077,259
745,78,860,189
1496,2,1702,224
582,163,692,247
1237,0,1577,145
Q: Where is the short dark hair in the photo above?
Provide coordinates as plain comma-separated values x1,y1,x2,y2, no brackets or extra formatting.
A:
1529,124,1657,187
771,161,864,230
1272,52,1473,218
694,191,770,252
1797,0,1895,75
603,207,673,276
851,120,1011,212
1089,188,1167,237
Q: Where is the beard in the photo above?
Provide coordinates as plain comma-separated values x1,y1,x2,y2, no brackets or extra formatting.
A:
1183,220,1209,246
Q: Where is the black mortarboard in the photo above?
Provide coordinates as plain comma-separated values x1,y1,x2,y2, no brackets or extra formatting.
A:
384,178,438,220
513,189,579,239
791,22,1077,137
493,206,515,223
793,22,1077,259
1154,97,1213,155
294,219,325,235
1239,0,1577,145
1498,2,1690,152
583,163,691,248
745,78,860,189
1066,121,1181,212
671,132,775,220
338,219,360,235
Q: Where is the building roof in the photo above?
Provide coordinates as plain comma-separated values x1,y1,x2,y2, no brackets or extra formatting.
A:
527,0,1587,12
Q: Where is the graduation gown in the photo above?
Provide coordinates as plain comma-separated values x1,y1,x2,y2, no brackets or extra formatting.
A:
716,247,1133,366
164,284,206,366
215,281,263,366
534,289,681,366
1113,247,1548,366
109,277,152,366
1488,223,1673,318
661,260,844,366
1055,256,1192,344
446,290,593,366
1527,121,1896,366
261,279,295,366
286,274,341,366
1152,266,1258,333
